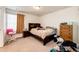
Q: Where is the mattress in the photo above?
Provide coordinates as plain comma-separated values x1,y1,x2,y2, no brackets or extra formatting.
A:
30,28,55,39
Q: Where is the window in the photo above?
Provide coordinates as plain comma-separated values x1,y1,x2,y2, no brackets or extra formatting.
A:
7,13,17,33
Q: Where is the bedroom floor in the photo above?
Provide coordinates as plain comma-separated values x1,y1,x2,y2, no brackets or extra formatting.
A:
0,35,57,52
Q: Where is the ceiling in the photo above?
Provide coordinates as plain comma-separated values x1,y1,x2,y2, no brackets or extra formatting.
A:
6,6,70,16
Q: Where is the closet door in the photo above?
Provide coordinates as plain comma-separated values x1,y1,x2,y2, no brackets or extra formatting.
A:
17,14,24,33
0,8,5,47
73,22,78,43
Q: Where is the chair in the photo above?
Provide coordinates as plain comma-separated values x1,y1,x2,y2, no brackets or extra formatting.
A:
6,29,15,36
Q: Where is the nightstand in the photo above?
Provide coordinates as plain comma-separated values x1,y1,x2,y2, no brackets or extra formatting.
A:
23,31,31,37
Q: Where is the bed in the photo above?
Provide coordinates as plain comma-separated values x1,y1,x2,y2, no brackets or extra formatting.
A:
29,23,57,45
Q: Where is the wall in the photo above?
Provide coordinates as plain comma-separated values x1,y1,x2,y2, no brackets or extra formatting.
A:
40,7,79,34
24,14,40,30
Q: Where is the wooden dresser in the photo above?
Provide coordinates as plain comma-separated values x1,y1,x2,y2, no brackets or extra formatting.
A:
60,23,73,41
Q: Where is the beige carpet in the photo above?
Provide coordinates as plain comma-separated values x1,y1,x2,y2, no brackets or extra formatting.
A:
0,36,57,52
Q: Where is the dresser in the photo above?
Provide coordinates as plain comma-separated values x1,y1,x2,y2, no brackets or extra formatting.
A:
60,23,73,41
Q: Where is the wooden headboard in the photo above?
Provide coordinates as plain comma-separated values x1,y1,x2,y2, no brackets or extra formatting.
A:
29,23,41,31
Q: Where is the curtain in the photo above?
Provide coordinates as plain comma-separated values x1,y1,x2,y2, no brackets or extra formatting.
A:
17,14,24,33
7,13,17,33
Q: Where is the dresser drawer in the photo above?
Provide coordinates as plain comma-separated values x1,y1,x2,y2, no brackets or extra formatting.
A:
60,25,72,29
60,31,72,35
61,34,72,41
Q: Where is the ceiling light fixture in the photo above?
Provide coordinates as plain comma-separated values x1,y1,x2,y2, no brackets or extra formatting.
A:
33,6,40,10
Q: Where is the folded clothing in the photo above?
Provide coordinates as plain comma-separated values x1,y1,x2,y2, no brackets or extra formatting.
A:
62,41,77,48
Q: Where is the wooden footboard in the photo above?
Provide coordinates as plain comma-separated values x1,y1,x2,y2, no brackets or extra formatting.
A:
30,32,53,45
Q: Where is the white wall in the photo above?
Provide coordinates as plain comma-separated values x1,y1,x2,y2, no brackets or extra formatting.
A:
24,14,40,30
40,7,79,34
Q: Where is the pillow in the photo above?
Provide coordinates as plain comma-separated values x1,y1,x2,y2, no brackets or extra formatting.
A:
46,26,57,33
36,27,45,30
46,26,57,30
